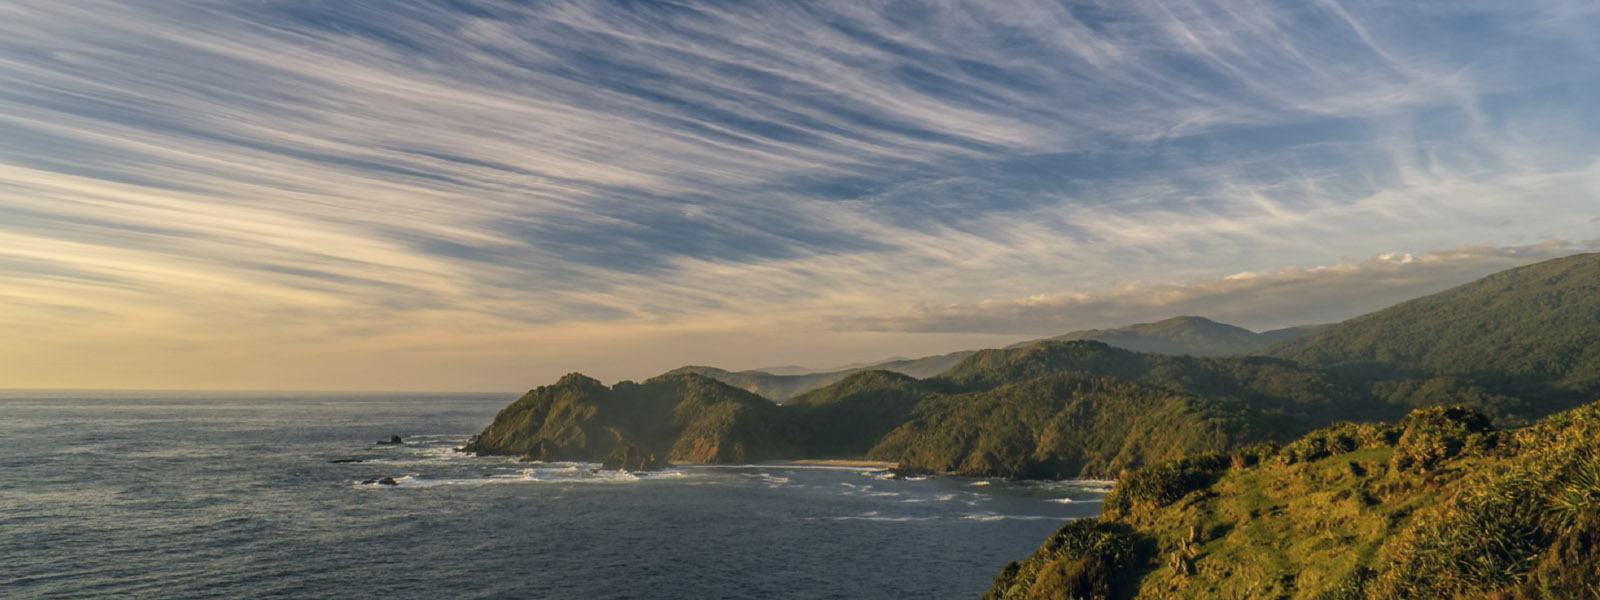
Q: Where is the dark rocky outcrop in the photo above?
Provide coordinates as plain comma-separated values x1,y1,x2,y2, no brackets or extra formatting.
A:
600,441,664,472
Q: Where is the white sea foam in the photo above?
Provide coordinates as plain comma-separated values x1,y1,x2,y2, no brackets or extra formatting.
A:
960,513,1055,522
830,515,938,522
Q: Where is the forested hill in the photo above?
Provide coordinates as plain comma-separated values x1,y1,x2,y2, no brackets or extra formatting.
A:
461,372,795,469
1264,252,1600,407
669,315,1319,402
468,253,1600,480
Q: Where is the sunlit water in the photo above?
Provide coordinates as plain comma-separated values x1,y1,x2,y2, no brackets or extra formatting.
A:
1,391,1107,599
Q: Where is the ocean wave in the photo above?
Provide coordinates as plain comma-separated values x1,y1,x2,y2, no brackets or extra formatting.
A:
826,511,939,522
960,512,1056,522
353,466,693,488
899,493,956,503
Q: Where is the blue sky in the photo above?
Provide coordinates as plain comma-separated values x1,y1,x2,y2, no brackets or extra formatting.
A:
2,0,1598,390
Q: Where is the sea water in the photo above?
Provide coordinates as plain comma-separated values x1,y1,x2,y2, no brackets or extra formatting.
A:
1,390,1107,599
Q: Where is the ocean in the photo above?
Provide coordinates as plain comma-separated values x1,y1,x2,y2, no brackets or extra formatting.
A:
2,390,1107,599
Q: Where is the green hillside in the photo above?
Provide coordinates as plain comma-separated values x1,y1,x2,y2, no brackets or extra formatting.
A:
934,340,1378,424
868,373,1268,479
985,399,1600,599
1265,252,1600,404
462,372,793,466
778,370,933,458
856,340,1394,479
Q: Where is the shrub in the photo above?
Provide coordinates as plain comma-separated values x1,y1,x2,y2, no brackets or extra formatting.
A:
1375,464,1547,597
1278,421,1400,465
1104,454,1226,517
1392,405,1492,470
1229,441,1280,469
984,519,1144,600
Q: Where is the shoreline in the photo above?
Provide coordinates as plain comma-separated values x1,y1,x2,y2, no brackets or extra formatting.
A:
757,459,898,468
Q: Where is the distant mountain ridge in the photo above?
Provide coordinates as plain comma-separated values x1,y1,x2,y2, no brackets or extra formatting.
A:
677,316,1323,402
1009,315,1326,356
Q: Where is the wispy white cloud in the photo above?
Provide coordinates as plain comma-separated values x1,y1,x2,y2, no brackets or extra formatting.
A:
1,0,1599,388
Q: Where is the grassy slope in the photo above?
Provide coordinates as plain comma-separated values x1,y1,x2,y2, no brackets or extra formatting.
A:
986,401,1600,599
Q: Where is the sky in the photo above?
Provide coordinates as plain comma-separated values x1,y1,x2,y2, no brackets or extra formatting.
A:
2,0,1599,391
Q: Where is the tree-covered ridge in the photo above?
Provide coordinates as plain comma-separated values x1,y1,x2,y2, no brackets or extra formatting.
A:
933,340,1379,424
986,400,1600,599
778,370,932,458
868,373,1269,479
462,372,793,466
1265,252,1600,403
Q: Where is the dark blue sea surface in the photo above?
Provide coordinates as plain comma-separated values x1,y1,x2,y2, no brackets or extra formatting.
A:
1,390,1107,599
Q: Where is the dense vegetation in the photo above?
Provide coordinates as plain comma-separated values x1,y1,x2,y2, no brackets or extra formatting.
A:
470,254,1600,484
986,399,1600,599
868,373,1267,478
777,370,933,458
462,372,794,466
1265,252,1600,411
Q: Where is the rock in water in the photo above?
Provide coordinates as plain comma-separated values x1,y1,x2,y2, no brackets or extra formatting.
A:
377,435,403,445
601,442,664,472
377,477,398,486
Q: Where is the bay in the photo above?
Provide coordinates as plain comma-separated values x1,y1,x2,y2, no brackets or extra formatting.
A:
1,391,1106,599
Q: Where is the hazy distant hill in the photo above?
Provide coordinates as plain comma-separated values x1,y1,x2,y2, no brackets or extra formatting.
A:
665,350,975,402
672,317,1315,402
1265,252,1600,404
1010,315,1322,356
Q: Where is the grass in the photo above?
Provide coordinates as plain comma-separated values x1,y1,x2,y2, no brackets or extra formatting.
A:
987,401,1600,599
